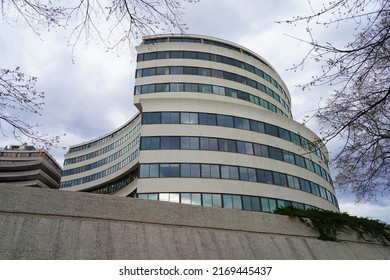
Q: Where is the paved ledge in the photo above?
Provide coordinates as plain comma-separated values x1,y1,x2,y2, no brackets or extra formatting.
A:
0,186,389,259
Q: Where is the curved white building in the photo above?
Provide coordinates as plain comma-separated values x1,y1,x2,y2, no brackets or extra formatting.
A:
60,34,339,213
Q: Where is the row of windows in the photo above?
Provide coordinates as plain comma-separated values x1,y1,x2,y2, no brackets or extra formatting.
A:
84,169,138,195
137,192,321,213
134,83,287,117
139,163,338,207
140,38,278,94
141,111,327,164
140,135,330,182
62,136,140,176
64,123,141,165
68,117,141,154
135,65,290,112
60,149,140,188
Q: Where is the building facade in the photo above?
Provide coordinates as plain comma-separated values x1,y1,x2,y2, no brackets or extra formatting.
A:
0,145,62,189
60,34,339,213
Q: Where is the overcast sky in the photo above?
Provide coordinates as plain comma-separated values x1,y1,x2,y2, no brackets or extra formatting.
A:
1,0,389,223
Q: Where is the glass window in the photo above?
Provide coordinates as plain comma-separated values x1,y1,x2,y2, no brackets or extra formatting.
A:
273,172,288,187
237,91,249,101
190,137,199,149
201,164,211,178
211,69,223,78
171,51,184,58
197,52,210,60
181,193,191,204
254,144,269,157
212,194,222,207
295,155,306,168
170,193,180,203
184,67,198,75
283,151,295,164
141,137,151,150
221,165,230,179
149,194,158,200
171,66,183,74
159,193,169,201
242,196,252,211
189,113,198,124
210,165,220,178
170,164,180,177
230,166,239,180
160,164,170,177
237,141,246,154
218,139,236,153
181,163,191,177
162,112,171,124
305,159,315,172
199,84,212,93
225,88,238,98
160,136,180,149
184,83,198,92
251,197,261,211
157,51,169,59
223,194,233,209
190,164,201,177
181,137,190,149
156,67,169,75
202,194,212,207
248,168,257,181
232,195,242,209
198,68,211,76
192,194,201,205
184,51,197,59
149,164,159,178
239,167,249,181
170,83,184,92
269,199,277,212
311,182,320,196
299,178,311,192
261,198,270,212
139,164,149,178
150,112,161,124
290,132,301,145
265,124,279,137
181,112,190,124
278,128,291,141
257,169,273,184
287,175,300,189
216,115,233,127
269,147,283,161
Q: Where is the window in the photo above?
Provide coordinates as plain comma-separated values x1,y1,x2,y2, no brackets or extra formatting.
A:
283,151,295,164
200,137,218,151
253,144,269,157
139,164,149,178
269,147,283,161
199,84,212,93
273,172,288,187
265,123,279,137
287,175,300,189
218,139,236,153
257,170,273,184
160,137,180,149
170,66,183,74
184,83,198,92
223,194,233,209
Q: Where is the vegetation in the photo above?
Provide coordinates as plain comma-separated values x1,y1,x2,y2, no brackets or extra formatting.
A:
274,206,390,244
279,0,390,201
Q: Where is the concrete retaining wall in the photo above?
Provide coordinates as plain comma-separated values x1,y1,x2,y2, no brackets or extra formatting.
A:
0,186,389,259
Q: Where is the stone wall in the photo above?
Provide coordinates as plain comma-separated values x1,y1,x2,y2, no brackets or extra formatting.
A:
0,186,389,259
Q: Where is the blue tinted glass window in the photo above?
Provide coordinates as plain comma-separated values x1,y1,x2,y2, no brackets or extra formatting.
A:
251,197,261,211
181,164,191,177
232,195,242,209
202,194,212,207
190,164,200,177
223,194,233,209
201,164,211,178
230,166,239,180
242,196,252,211
269,147,283,161
139,164,149,178
150,164,159,178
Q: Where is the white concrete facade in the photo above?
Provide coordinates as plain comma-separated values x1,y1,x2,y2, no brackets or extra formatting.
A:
60,34,338,213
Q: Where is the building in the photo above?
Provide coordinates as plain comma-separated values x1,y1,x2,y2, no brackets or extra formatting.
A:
0,144,62,189
60,34,339,213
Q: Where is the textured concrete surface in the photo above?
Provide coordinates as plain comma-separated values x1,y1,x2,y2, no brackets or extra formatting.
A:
0,186,389,259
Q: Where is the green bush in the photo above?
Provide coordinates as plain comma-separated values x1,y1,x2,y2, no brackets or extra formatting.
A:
274,207,390,243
